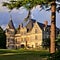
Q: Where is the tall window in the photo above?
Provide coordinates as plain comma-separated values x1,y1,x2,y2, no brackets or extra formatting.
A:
21,38,25,42
35,43,38,47
8,38,10,42
23,38,26,42
35,29,37,33
35,35,38,40
6,29,9,32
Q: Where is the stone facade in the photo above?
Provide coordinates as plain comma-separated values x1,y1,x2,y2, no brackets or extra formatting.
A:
5,19,60,49
5,20,15,49
5,19,43,49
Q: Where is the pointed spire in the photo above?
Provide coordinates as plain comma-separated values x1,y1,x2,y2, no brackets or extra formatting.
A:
8,19,15,29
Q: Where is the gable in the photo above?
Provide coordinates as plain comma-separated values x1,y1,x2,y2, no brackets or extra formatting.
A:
30,22,42,34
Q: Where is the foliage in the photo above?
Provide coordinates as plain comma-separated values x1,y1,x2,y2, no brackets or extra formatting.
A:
56,32,60,51
0,27,6,49
47,51,60,60
55,51,60,60
43,38,50,49
2,0,60,21
2,0,60,10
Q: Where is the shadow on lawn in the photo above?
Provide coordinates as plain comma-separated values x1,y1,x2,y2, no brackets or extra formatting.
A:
0,54,48,60
1,49,60,60
0,49,50,60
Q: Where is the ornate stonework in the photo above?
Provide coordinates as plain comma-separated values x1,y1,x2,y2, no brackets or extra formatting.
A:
5,19,59,49
5,19,43,49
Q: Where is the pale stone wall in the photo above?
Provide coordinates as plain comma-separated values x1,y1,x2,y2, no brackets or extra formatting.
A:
6,21,43,49
26,22,42,48
5,28,15,49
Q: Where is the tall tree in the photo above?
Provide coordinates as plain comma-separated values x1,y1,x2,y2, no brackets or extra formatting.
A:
0,26,6,48
2,0,60,54
50,0,56,54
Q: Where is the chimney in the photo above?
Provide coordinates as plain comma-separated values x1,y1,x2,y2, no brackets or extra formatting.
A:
18,25,20,29
21,23,23,27
44,21,48,27
18,23,23,29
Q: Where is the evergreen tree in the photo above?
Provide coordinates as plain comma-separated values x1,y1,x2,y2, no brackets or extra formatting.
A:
0,26,6,49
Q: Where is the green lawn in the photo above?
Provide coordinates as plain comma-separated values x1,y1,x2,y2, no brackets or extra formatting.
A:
0,49,49,60
0,49,60,60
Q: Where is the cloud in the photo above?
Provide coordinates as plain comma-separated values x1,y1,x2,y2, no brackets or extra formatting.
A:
1,24,7,30
31,14,34,18
0,0,10,12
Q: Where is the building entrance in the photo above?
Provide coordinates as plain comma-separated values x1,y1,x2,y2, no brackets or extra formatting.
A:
21,44,25,48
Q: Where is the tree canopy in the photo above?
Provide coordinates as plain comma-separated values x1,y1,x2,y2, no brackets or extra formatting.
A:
2,0,60,10
2,0,60,21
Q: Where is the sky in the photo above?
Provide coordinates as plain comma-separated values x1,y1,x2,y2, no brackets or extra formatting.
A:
0,0,60,29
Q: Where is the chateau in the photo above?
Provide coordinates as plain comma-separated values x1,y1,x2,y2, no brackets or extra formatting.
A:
5,19,59,49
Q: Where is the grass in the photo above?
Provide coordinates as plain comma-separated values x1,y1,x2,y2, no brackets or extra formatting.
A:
0,49,60,60
0,54,44,60
0,49,50,60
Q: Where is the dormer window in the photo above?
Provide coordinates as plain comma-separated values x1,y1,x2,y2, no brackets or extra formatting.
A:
6,29,9,32
27,28,29,32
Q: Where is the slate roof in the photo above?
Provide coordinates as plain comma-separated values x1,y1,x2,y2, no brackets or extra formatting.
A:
8,20,15,29
26,19,45,32
26,19,60,33
7,19,60,34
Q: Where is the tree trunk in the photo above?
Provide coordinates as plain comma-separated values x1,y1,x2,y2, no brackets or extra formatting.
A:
50,0,56,54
